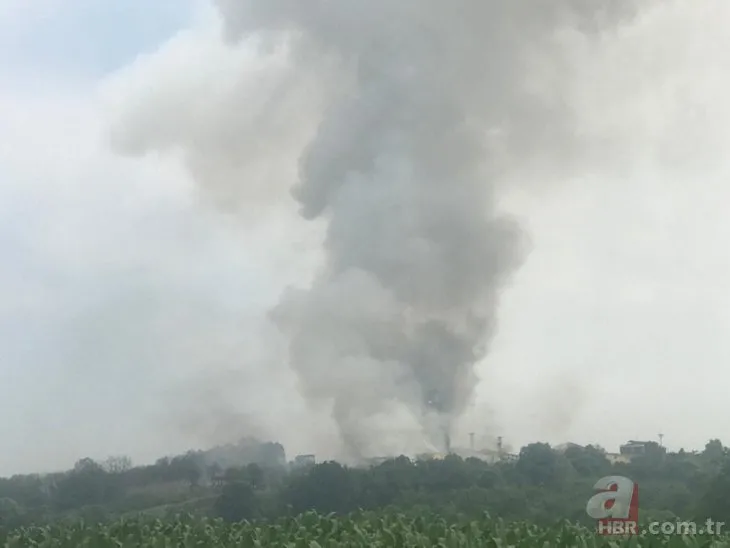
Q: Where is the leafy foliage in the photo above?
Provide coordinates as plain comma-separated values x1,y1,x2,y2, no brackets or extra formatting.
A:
3,511,730,547
2,438,730,544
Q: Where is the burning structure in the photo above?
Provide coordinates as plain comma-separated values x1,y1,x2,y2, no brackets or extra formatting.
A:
111,0,650,460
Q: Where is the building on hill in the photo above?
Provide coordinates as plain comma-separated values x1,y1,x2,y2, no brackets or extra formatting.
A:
620,440,652,457
451,447,492,461
293,454,315,467
451,447,500,463
606,453,631,464
366,456,394,466
554,442,583,453
551,441,654,463
416,452,446,461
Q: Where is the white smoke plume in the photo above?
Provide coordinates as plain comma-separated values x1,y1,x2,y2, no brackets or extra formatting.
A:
108,0,663,459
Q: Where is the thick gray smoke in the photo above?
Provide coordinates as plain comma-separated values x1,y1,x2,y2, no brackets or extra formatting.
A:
201,0,644,458
104,0,659,460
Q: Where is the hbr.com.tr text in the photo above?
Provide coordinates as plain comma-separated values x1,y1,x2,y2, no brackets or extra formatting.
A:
598,519,724,536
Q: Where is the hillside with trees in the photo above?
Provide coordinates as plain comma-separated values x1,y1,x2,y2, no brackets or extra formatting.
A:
1,438,729,531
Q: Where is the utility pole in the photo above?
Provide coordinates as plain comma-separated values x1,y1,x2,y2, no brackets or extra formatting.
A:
497,436,503,455
469,432,475,450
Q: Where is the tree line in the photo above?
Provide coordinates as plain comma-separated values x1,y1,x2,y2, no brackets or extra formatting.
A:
213,440,730,525
2,438,730,530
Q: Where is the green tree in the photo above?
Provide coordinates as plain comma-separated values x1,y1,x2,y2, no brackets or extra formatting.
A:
283,461,357,515
214,482,259,522
697,455,730,520
53,458,122,511
0,498,24,528
563,445,611,477
516,443,560,486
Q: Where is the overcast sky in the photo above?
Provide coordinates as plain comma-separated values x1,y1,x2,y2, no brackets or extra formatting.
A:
1,1,730,476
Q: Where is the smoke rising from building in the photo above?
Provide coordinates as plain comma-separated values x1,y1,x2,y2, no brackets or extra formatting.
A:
107,1,676,459
212,0,649,459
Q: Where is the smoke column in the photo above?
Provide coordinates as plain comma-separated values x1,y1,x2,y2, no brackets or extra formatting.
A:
187,0,643,459
106,0,654,459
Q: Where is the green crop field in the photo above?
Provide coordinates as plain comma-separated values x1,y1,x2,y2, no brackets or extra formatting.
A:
2,511,729,548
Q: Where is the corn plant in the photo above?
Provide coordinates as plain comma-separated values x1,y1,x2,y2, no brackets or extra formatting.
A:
2,511,730,547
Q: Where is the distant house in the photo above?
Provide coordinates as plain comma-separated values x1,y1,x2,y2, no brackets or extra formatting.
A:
606,453,631,464
293,454,316,467
367,456,392,466
451,448,497,463
417,452,447,461
620,440,654,457
461,448,517,463
554,442,583,453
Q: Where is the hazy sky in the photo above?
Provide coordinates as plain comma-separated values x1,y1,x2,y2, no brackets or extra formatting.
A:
2,1,730,476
